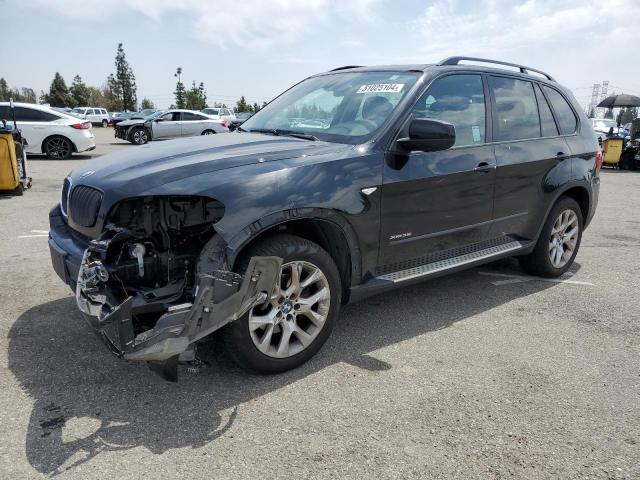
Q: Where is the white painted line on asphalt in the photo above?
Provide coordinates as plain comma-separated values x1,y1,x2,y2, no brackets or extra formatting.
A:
478,271,594,286
17,234,48,238
31,229,49,234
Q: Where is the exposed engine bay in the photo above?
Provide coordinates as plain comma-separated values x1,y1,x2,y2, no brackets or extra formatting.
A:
72,196,281,380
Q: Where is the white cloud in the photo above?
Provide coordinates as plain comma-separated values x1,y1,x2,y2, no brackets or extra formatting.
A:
27,0,380,49
342,39,365,48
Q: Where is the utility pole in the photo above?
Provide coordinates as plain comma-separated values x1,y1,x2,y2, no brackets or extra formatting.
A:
588,83,600,117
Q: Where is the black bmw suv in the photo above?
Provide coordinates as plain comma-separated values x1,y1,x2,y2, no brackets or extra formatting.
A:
49,57,600,380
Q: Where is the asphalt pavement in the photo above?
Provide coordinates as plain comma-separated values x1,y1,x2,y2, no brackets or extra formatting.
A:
0,127,638,479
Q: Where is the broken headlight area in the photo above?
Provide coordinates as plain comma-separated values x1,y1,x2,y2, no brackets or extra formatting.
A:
74,196,282,381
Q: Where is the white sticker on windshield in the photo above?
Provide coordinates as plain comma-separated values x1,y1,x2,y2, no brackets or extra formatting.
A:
472,126,481,142
357,83,404,94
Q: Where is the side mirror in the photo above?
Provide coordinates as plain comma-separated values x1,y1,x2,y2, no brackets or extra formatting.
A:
397,118,456,152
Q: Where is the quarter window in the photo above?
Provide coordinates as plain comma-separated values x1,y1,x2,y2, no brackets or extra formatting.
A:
534,84,558,137
182,112,205,121
490,76,540,141
412,74,486,147
541,86,577,135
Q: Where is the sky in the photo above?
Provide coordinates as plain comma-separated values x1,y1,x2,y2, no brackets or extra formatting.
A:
2,0,639,111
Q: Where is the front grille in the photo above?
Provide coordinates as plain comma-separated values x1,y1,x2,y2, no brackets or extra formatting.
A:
69,185,102,227
60,177,71,216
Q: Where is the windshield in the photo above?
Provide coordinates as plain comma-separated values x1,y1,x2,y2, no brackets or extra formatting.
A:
241,71,421,144
593,119,617,129
142,111,165,120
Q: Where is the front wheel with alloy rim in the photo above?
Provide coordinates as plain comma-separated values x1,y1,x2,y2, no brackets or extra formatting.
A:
44,136,73,159
129,127,148,145
201,129,215,135
519,196,583,278
222,234,341,373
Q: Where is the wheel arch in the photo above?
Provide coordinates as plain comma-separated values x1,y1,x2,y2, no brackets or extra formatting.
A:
224,210,362,303
41,134,77,154
535,182,591,241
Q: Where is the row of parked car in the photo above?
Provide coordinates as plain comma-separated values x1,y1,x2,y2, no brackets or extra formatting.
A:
0,101,256,158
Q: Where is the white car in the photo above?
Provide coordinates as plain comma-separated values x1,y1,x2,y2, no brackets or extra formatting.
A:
0,102,95,159
71,107,110,127
591,118,620,136
202,107,236,126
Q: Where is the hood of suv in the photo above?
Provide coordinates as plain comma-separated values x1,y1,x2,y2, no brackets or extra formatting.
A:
70,132,351,195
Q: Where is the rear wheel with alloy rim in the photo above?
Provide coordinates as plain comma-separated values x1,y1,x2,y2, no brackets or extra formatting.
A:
130,127,148,145
222,234,341,373
102,119,108,128
519,196,583,277
44,136,73,159
201,129,215,135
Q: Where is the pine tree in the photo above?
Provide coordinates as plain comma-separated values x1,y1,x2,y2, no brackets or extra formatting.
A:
69,75,90,107
45,72,72,107
104,75,123,111
140,98,155,110
236,96,250,113
0,78,9,101
174,68,186,109
252,102,260,113
114,43,137,111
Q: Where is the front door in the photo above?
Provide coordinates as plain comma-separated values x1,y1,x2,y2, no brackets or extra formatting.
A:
152,111,182,138
380,73,496,267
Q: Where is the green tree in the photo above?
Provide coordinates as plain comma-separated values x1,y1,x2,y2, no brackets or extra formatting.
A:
252,102,260,113
87,86,106,108
617,107,635,125
114,43,137,111
174,67,186,109
0,78,9,101
105,74,123,111
19,88,37,103
44,72,73,107
69,75,90,107
140,97,155,110
185,81,207,110
235,95,251,113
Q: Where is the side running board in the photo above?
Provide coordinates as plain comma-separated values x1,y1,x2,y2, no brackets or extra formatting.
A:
377,240,527,283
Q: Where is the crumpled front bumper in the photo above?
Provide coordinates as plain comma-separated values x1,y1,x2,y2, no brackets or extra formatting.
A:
75,251,282,364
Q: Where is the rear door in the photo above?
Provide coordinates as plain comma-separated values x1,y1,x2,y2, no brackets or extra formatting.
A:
12,106,63,154
180,112,208,136
380,73,497,266
489,75,571,241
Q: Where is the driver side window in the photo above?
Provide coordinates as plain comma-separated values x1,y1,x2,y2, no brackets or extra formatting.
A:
412,74,486,147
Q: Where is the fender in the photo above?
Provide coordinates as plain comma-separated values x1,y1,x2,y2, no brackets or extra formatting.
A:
221,207,364,285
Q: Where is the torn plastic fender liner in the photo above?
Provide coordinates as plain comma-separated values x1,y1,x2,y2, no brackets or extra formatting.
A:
77,254,282,362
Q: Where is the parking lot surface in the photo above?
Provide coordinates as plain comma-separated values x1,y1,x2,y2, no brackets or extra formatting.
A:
0,129,639,479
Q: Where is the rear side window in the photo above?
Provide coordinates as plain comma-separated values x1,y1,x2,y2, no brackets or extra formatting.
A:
534,84,558,137
182,112,205,121
541,86,577,135
14,107,59,122
490,76,540,141
412,74,486,147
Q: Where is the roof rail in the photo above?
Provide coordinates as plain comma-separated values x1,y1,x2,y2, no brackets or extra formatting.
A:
437,56,555,82
330,65,363,71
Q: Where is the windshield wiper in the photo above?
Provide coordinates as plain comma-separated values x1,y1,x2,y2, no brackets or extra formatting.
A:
247,128,317,141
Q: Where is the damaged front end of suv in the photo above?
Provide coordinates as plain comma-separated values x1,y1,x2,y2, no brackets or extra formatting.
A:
51,192,281,381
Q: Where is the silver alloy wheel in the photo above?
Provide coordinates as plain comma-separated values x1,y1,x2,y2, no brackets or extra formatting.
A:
132,129,147,144
202,130,215,135
46,137,71,159
248,261,331,358
548,209,579,268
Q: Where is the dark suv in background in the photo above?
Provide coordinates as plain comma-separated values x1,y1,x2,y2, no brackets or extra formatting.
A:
49,57,600,380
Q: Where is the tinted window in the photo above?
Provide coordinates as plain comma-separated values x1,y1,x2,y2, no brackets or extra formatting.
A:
0,105,10,120
160,112,181,121
490,77,540,141
14,107,59,122
542,86,577,135
182,112,205,121
412,74,486,147
534,84,558,137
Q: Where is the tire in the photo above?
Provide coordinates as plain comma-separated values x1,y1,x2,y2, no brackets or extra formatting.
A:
519,196,583,278
43,136,73,159
129,127,148,145
201,129,215,135
620,152,634,171
102,119,108,128
222,234,341,373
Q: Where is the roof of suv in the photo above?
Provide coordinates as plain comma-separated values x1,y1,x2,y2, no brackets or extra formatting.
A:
324,56,557,84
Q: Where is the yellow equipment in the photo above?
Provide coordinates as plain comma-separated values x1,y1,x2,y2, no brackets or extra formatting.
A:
602,137,623,168
0,131,22,194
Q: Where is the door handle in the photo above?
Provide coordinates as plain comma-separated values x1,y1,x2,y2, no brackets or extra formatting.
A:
474,162,496,173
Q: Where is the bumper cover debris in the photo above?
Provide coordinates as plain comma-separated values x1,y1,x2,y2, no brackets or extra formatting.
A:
76,243,282,367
